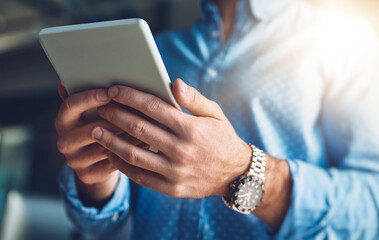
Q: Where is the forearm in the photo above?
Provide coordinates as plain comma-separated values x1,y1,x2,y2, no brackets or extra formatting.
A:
253,155,292,230
246,153,379,239
276,160,379,239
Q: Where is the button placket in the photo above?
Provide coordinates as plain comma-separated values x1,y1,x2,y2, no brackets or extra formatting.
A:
207,68,218,78
111,212,119,222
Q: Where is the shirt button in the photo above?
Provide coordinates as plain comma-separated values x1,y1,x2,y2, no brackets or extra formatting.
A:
111,212,119,222
211,30,219,38
207,68,218,78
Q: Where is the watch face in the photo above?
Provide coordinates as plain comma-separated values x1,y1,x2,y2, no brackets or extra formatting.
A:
236,177,264,210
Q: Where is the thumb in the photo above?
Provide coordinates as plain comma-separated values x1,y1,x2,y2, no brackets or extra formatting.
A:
172,78,223,119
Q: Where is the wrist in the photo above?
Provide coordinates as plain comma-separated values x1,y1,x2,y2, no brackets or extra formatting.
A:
219,141,252,197
253,156,292,229
222,144,267,214
75,171,120,209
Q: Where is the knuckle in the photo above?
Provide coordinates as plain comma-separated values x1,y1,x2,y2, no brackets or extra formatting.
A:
144,98,161,113
66,157,80,169
56,139,69,154
175,143,194,163
102,134,113,147
176,117,191,132
118,87,133,101
191,88,202,104
171,184,185,198
170,143,183,159
90,90,99,102
187,123,203,140
103,106,116,121
83,90,99,106
129,120,147,136
172,165,186,182
77,171,94,184
122,148,138,165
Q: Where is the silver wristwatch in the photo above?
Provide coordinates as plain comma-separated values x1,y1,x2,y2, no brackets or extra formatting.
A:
223,144,267,214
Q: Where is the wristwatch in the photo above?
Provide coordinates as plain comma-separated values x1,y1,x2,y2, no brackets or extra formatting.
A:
223,144,266,214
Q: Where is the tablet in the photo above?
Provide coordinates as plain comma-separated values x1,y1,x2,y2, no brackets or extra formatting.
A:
39,18,180,112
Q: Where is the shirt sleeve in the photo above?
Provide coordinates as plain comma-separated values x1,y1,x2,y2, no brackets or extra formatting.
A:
58,164,131,237
276,18,379,239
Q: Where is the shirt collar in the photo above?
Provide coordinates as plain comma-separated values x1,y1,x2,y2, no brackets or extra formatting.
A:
200,0,294,21
250,0,295,21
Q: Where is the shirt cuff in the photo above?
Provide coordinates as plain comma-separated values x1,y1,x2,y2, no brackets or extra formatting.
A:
275,159,330,239
58,164,130,234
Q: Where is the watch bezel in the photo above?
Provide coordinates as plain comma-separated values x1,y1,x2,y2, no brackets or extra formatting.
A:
231,175,265,214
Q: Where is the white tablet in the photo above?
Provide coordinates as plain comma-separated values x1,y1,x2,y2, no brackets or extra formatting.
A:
39,18,180,110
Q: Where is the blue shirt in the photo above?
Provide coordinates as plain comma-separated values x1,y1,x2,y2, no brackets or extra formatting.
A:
59,0,379,239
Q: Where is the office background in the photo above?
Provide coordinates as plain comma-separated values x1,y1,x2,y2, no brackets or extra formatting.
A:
0,0,378,239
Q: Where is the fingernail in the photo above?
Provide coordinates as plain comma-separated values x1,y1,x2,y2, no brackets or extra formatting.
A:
96,90,109,102
92,127,103,139
108,86,119,98
178,79,187,94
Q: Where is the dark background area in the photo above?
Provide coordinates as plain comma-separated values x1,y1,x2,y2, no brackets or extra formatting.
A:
0,2,202,238
0,0,202,196
1,0,378,197
0,0,377,239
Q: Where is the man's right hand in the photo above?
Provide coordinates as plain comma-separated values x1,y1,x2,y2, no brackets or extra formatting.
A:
55,83,138,208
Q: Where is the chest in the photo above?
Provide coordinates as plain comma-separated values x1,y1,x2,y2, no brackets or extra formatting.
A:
166,29,325,121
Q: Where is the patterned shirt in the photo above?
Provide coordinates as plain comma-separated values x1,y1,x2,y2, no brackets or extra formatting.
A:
59,0,379,239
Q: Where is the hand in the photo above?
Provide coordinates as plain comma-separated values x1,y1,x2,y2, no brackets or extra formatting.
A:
91,79,252,198
90,79,292,229
55,83,142,207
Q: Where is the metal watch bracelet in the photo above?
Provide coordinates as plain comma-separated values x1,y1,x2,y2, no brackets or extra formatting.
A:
222,144,267,211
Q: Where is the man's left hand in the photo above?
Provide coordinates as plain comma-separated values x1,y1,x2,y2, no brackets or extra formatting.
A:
91,78,251,198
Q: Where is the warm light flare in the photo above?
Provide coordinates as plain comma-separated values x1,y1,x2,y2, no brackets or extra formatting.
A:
313,9,379,134
316,10,377,68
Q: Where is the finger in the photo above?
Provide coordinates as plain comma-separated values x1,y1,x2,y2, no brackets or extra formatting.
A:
107,85,185,132
66,142,109,170
67,133,143,170
58,82,69,100
108,154,173,196
119,132,143,146
57,120,122,154
76,159,118,185
171,78,224,119
56,89,111,130
97,103,178,155
92,127,172,176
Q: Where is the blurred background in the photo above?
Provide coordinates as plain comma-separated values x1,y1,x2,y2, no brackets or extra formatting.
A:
0,0,378,239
